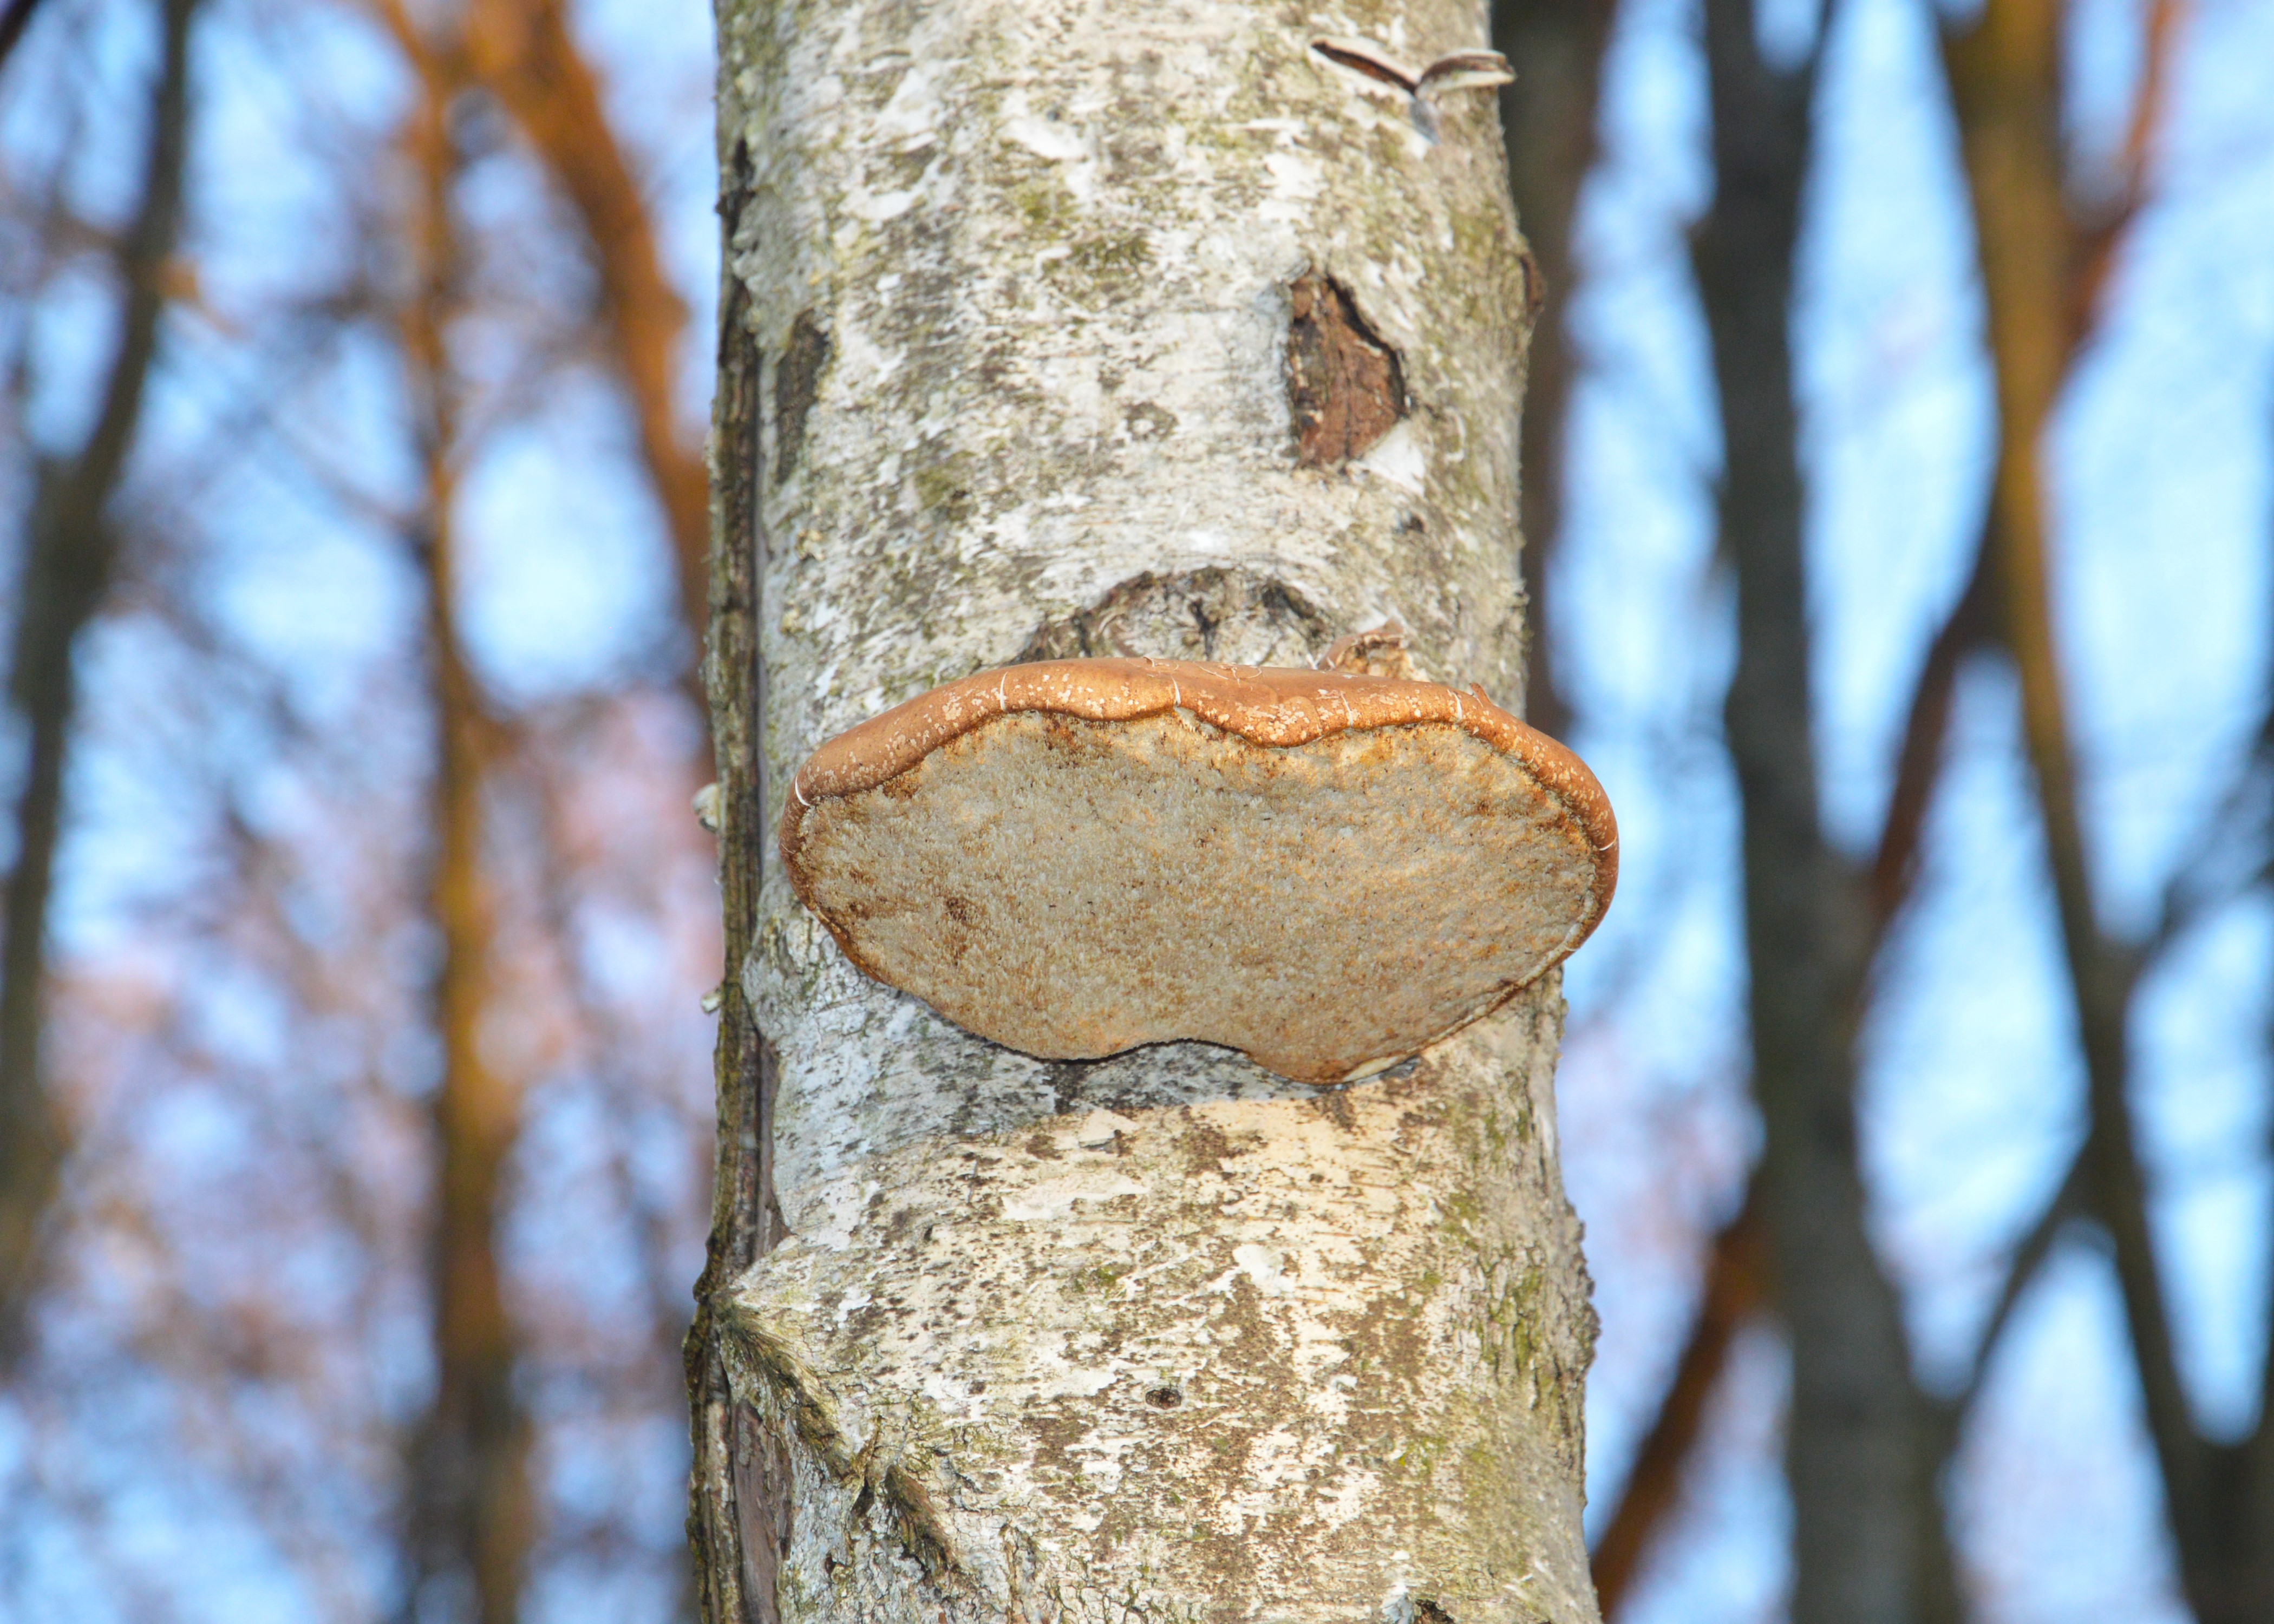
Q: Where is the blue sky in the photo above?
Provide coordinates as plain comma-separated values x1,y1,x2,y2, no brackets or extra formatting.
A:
1554,0,2274,1617
3,0,2272,1618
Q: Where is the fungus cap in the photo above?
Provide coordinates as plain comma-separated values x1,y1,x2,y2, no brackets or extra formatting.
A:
780,657,1617,1085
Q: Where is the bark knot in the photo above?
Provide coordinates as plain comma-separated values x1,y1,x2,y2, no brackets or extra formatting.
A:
1286,270,1407,467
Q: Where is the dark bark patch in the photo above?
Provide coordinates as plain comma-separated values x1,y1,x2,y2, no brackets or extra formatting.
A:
1309,1086,1358,1131
1286,270,1407,467
1015,567,1333,667
1517,242,1546,322
1123,400,1177,440
731,1405,792,1624
879,1464,959,1580
1179,1118,1237,1177
772,310,830,486
1044,1062,1087,1116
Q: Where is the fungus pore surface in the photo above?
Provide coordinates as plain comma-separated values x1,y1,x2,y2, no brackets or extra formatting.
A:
780,658,1617,1084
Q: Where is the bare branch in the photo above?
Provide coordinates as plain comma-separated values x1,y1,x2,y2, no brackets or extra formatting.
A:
1591,1181,1767,1612
464,0,709,694
1945,1151,2086,1420
1868,540,1995,927
1940,0,2225,1600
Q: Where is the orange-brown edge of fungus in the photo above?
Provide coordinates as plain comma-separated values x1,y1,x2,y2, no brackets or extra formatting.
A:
779,658,1619,975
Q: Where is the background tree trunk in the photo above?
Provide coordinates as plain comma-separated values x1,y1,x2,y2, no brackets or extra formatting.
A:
0,0,200,1366
1585,0,2196,1613
1491,0,1615,747
688,0,1603,1618
1690,3,1955,1620
1941,1,2274,1614
389,25,537,1622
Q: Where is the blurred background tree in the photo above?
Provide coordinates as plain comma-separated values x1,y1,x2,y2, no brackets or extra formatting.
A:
0,0,2269,1621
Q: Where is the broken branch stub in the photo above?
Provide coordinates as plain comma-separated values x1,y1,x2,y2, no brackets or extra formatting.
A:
781,657,1617,1084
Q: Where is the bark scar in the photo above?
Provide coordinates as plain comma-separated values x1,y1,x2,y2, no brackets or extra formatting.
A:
1286,271,1407,468
773,310,831,487
722,1306,966,1587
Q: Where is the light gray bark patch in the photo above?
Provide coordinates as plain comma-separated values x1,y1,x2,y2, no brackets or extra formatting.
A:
1014,567,1334,667
715,1014,1598,1622
773,311,831,487
711,0,1593,1609
1287,270,1408,468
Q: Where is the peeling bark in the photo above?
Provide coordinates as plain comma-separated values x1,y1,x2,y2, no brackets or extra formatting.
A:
697,1,1597,1617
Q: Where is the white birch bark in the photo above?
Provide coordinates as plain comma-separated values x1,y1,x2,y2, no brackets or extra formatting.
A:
711,1,1599,1617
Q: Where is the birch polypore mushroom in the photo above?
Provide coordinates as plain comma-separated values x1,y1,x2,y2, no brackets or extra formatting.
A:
706,0,1611,1614
781,656,1616,1084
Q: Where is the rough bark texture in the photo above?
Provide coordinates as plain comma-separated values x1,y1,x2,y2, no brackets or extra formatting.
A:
685,148,788,1624
0,0,200,1365
698,0,1601,1617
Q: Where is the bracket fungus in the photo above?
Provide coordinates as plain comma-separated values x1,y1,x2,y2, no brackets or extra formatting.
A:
780,657,1617,1085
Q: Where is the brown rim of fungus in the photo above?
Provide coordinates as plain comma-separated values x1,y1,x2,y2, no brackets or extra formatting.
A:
780,657,1618,1084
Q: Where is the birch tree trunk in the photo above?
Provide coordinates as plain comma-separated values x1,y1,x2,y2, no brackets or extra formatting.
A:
692,3,1601,1619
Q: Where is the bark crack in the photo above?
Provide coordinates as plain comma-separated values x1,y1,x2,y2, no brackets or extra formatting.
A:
773,310,832,487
